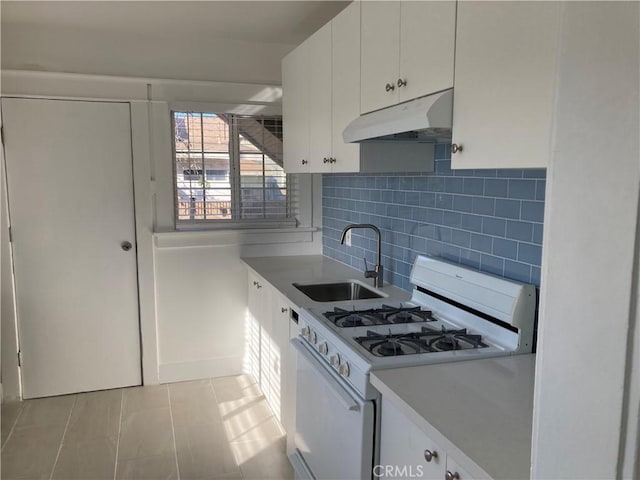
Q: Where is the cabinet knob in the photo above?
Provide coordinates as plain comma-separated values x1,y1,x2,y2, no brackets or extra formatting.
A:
445,471,460,480
385,83,395,92
253,281,258,286
397,78,407,88
451,143,463,154
281,307,288,313
301,159,308,165
256,283,262,289
323,157,329,164
424,449,438,462
330,157,337,164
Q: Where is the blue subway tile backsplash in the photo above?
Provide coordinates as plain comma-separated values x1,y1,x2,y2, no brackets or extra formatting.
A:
322,144,546,291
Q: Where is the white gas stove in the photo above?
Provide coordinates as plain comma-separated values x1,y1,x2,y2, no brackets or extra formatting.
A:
290,256,536,480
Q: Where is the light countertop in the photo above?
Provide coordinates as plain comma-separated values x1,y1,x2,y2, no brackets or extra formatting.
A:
371,354,536,479
242,255,411,308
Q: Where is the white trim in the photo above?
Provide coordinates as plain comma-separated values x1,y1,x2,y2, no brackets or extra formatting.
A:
154,227,318,249
130,102,161,385
1,70,282,105
158,356,244,383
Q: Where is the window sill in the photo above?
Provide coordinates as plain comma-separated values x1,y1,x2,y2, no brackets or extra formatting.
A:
153,226,318,249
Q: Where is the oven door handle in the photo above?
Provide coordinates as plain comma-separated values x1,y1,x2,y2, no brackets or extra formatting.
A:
291,338,361,412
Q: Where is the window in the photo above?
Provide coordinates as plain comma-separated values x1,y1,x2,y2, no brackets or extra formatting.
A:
172,111,292,228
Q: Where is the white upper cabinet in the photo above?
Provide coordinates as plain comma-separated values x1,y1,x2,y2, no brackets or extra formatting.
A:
331,1,361,173
282,2,361,173
308,22,334,173
361,1,456,114
282,42,310,173
451,1,562,169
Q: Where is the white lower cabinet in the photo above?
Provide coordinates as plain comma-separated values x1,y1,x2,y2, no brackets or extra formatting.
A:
246,269,298,445
380,397,479,480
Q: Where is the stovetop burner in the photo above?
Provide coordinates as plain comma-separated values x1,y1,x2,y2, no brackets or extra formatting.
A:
324,305,435,328
354,326,488,357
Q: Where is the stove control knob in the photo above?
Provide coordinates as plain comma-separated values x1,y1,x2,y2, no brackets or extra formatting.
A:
318,342,328,355
339,362,350,377
301,326,310,338
309,331,317,344
330,354,341,367
423,449,438,462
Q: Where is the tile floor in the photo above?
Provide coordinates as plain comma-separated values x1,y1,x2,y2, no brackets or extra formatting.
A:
0,375,294,480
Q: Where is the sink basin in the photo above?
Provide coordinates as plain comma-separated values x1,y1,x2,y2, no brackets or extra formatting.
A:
293,281,384,302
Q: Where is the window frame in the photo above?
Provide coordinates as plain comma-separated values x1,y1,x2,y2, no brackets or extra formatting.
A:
170,110,295,231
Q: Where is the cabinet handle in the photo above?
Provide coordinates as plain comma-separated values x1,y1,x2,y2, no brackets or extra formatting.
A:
281,307,288,313
423,449,438,462
323,157,329,164
397,78,407,88
451,144,463,154
301,159,308,165
445,471,460,480
385,83,395,92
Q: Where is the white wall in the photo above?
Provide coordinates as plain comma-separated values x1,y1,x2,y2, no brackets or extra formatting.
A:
1,22,291,85
532,2,639,478
0,71,323,392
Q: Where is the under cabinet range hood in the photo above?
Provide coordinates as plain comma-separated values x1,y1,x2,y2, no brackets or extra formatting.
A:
343,88,453,143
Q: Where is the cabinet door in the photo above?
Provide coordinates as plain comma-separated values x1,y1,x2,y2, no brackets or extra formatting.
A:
270,291,294,426
307,22,333,172
445,456,476,480
380,398,446,480
399,1,455,103
361,1,401,113
282,43,310,173
331,1,361,173
452,1,561,169
247,271,268,384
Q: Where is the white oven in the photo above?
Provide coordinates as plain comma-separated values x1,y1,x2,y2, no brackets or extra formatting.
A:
290,338,375,480
288,256,537,480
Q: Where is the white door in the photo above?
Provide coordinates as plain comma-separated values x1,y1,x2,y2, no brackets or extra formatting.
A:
2,98,141,399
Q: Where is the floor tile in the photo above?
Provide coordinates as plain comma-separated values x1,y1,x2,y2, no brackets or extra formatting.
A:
1,402,24,448
1,424,66,480
122,385,169,414
170,386,221,427
168,379,212,392
64,389,122,443
16,395,75,428
174,422,242,479
232,437,294,480
52,436,117,480
219,396,284,444
115,454,178,480
117,407,175,460
212,374,261,403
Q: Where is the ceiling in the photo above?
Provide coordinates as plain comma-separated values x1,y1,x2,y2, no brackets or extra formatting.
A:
1,0,350,46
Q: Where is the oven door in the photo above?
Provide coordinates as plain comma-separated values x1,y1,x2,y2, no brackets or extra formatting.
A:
291,338,374,480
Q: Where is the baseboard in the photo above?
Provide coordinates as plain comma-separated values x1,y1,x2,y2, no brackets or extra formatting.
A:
158,356,244,384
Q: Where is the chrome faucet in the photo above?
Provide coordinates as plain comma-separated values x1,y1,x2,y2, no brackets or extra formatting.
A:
340,224,384,288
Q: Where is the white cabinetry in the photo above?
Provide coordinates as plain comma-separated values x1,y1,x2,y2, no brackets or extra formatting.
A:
246,269,298,445
282,41,310,173
282,2,360,173
451,1,561,169
380,397,479,480
361,1,456,114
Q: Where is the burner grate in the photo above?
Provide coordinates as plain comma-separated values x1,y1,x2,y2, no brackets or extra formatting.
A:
323,305,435,328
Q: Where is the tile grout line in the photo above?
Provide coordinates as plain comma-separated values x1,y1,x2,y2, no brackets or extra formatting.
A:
113,389,124,480
49,396,77,480
166,384,181,480
1,404,25,452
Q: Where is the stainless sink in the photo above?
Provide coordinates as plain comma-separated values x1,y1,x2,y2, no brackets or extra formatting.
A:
293,281,384,302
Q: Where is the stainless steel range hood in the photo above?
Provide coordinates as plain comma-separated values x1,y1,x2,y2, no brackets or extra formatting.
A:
343,88,453,143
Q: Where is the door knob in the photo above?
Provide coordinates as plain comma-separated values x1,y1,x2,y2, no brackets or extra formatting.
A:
121,241,133,251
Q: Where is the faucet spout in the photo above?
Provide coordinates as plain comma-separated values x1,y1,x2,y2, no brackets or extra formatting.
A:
340,224,384,288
